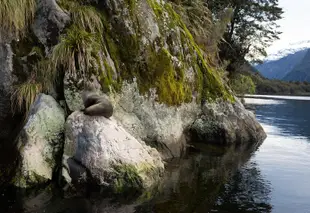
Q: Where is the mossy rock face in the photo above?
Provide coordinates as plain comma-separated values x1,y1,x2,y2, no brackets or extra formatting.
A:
66,0,234,106
56,0,234,114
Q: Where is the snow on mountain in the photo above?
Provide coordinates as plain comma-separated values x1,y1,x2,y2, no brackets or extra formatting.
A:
265,40,310,62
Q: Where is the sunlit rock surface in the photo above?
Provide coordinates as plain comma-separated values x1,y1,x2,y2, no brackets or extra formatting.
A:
62,111,164,193
14,94,65,188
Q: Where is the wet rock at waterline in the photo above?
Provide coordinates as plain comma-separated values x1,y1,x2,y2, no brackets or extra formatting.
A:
62,111,164,193
13,94,65,188
111,81,201,159
189,98,267,146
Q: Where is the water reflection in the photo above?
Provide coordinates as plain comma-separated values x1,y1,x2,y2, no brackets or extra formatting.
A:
242,97,310,213
244,98,310,139
211,161,272,213
134,143,272,213
1,142,270,213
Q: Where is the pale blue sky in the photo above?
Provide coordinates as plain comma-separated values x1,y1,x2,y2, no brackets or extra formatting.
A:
267,0,310,54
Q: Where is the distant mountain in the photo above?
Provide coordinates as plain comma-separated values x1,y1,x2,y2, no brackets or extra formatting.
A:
255,49,308,79
283,49,310,82
255,40,310,82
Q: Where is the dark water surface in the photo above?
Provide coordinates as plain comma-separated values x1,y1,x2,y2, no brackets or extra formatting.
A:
1,96,310,213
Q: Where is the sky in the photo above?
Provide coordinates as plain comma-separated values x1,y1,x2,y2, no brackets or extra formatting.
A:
266,0,310,55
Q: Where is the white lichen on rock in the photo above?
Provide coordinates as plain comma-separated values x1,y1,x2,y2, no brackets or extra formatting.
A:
110,80,201,159
63,111,164,191
14,94,65,188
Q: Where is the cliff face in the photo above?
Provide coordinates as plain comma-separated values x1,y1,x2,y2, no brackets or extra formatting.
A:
0,0,266,191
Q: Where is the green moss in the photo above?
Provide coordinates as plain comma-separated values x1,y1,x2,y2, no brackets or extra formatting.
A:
99,59,122,92
164,2,234,103
134,46,192,106
53,0,234,106
126,0,137,14
113,164,143,194
146,0,164,17
12,171,47,188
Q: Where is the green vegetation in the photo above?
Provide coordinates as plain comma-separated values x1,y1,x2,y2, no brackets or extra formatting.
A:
58,0,104,34
51,0,105,79
5,0,241,115
147,1,234,103
229,74,256,95
207,0,284,67
11,79,42,114
113,164,143,194
0,0,36,40
50,24,103,79
244,69,310,96
136,46,193,105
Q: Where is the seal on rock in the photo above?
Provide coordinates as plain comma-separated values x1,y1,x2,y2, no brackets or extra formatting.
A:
81,84,113,118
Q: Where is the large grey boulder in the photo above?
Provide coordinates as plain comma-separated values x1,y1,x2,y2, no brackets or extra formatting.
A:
14,94,65,188
62,111,164,193
189,98,267,146
32,0,70,52
111,81,201,159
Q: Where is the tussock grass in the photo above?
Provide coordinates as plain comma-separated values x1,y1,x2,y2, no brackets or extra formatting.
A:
71,5,103,34
11,79,42,114
34,59,58,92
52,0,105,78
0,0,36,40
50,24,102,78
57,0,103,34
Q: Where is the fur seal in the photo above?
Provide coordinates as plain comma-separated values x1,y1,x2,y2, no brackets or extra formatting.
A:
81,84,113,118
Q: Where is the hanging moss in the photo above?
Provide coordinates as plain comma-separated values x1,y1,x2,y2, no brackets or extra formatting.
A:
146,0,164,17
163,2,234,102
143,47,193,105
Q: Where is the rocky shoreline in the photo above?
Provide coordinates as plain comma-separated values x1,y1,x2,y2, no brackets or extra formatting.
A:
0,0,266,200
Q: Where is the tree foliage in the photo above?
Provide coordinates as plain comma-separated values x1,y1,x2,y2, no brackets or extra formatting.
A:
207,0,284,72
229,74,256,95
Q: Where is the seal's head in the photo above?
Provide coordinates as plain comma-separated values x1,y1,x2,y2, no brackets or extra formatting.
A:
83,81,96,92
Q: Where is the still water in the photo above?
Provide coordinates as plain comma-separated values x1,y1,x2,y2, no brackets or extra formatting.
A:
1,95,310,213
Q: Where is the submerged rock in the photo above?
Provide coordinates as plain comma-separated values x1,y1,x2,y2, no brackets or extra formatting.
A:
14,94,65,188
189,98,267,146
62,111,164,194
